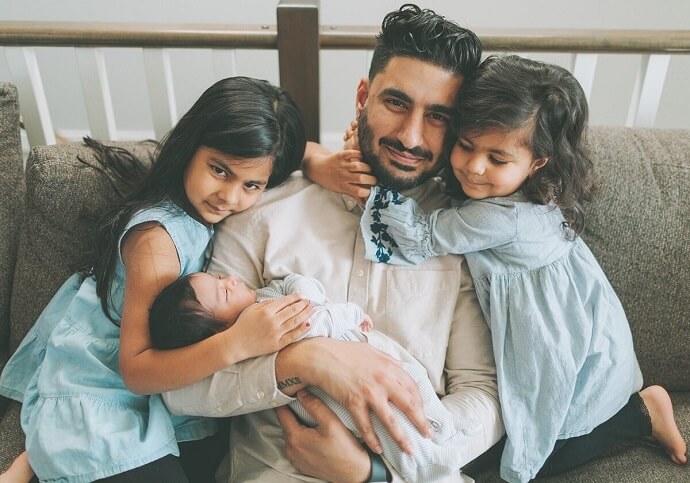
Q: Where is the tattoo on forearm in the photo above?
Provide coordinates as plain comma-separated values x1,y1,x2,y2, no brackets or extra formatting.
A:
277,376,302,391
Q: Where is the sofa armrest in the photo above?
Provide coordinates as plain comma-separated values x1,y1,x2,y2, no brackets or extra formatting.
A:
0,82,25,382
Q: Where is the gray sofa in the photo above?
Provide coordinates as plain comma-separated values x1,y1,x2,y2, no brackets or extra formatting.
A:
1,80,688,481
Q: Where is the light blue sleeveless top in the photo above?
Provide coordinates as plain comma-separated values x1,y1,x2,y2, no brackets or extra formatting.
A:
0,200,217,482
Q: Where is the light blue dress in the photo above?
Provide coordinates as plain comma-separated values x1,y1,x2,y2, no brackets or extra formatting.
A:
0,201,217,483
361,187,643,483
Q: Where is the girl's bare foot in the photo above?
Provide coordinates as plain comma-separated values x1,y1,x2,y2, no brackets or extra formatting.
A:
0,451,34,483
640,385,687,464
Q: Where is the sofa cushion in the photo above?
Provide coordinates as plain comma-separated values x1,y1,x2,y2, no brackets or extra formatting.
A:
0,83,25,375
9,141,155,355
0,400,24,472
582,127,690,391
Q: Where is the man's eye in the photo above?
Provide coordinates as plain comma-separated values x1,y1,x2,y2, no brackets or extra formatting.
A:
386,98,406,109
428,113,449,124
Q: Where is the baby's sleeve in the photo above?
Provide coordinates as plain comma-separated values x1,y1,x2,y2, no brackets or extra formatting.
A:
281,273,328,304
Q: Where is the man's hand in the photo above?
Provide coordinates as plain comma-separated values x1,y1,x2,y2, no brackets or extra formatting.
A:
276,391,371,483
276,338,431,455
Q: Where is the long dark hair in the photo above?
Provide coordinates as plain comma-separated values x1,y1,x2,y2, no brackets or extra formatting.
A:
81,76,305,319
446,55,600,237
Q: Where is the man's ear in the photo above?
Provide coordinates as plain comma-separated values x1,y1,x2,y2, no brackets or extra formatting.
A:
532,157,548,173
355,78,369,116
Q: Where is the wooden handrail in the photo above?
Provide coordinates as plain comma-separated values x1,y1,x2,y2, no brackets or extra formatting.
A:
319,26,690,54
0,21,277,49
5,22,688,54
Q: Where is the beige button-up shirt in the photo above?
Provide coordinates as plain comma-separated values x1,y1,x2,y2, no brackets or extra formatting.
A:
164,174,503,482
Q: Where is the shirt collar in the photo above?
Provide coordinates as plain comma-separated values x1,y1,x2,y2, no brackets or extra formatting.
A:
340,181,437,213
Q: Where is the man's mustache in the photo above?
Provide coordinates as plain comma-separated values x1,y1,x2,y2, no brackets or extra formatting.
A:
378,137,432,161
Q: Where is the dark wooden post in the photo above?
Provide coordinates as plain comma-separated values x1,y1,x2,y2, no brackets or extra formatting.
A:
277,0,320,142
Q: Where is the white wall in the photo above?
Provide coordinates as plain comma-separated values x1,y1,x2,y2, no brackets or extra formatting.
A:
2,0,689,148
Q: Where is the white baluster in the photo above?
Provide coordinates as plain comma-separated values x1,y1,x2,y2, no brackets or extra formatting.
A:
572,53,598,103
5,46,56,147
143,48,177,140
628,54,671,128
75,47,118,140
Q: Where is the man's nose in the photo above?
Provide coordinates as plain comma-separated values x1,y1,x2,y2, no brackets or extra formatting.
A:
397,111,424,150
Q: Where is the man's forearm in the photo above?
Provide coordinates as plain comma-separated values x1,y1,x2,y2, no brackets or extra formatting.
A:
274,338,322,395
163,352,293,417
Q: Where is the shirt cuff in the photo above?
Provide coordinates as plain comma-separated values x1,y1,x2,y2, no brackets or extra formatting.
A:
238,351,295,410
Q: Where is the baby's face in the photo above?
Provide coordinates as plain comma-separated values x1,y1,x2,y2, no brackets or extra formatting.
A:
189,273,256,325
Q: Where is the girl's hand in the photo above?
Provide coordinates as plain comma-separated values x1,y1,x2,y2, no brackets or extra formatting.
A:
303,148,376,202
226,293,313,360
343,119,359,150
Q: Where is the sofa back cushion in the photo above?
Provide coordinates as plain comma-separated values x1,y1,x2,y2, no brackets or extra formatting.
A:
583,126,690,390
9,142,155,355
0,83,25,367
7,128,690,391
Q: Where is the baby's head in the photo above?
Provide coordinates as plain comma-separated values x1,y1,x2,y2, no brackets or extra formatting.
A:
149,272,256,349
445,55,598,235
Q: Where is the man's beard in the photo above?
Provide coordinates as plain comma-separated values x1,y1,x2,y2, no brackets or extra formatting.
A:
357,109,442,191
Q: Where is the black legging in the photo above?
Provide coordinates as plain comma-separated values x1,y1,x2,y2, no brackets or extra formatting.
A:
29,455,187,483
537,392,651,476
30,421,230,483
464,392,652,479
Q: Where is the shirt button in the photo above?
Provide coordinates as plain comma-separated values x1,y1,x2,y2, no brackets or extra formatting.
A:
269,401,278,407
357,269,364,277
257,390,265,400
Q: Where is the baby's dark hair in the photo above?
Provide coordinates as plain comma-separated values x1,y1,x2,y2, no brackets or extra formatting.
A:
149,275,226,350
369,4,482,80
447,55,600,237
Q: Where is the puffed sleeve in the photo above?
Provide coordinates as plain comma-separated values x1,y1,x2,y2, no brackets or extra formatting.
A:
361,187,518,265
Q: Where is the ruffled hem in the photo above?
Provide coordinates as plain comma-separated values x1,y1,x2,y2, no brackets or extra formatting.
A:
24,393,180,481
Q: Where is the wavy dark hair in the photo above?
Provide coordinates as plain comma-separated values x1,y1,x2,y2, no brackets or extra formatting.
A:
80,76,305,320
445,55,600,237
369,4,482,80
149,275,226,349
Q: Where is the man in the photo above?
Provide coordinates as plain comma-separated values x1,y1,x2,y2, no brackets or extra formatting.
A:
164,5,504,481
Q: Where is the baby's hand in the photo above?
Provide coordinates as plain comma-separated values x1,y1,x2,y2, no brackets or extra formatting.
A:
358,314,373,333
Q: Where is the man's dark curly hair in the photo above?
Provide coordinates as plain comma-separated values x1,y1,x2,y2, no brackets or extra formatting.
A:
369,4,482,80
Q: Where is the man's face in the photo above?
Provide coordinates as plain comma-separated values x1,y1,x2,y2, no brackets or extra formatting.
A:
356,56,462,191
